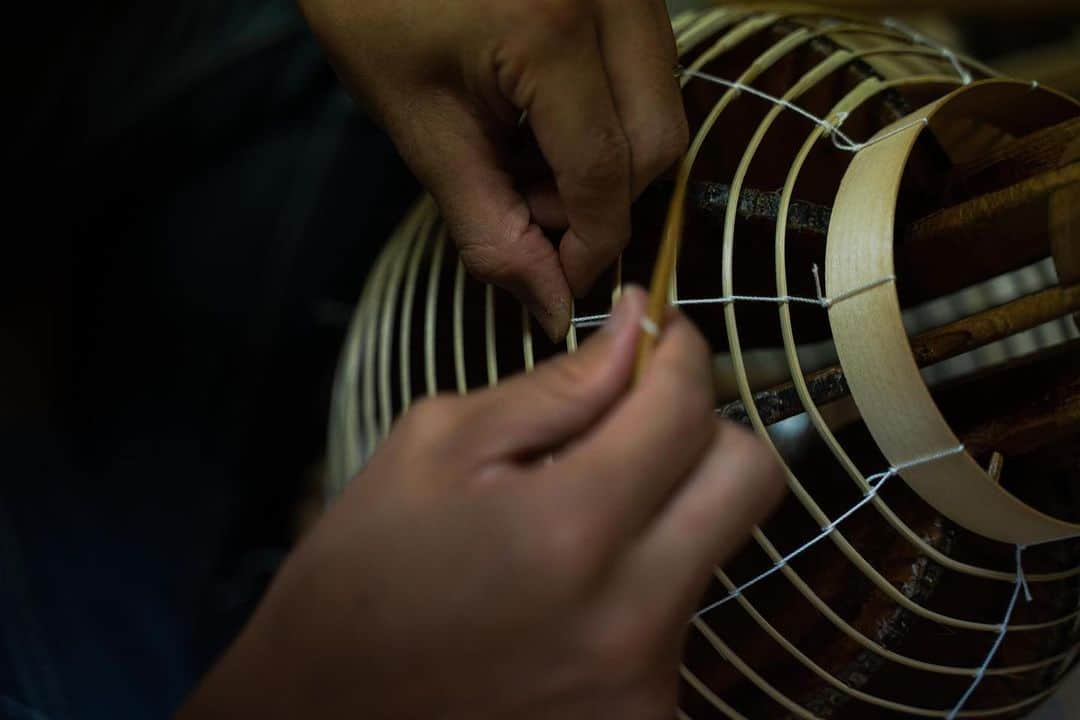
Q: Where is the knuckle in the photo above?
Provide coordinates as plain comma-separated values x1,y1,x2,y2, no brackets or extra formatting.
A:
562,126,631,197
723,422,787,502
460,242,516,286
666,332,714,413
528,510,603,591
457,216,551,288
398,394,463,442
631,112,690,182
542,353,601,404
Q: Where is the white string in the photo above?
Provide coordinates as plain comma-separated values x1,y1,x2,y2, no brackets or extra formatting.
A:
640,316,660,337
882,17,973,85
680,68,929,153
945,544,1033,719
571,265,896,328
694,444,966,619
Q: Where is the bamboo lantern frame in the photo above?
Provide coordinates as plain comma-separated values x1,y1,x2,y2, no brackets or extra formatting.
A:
327,5,1080,718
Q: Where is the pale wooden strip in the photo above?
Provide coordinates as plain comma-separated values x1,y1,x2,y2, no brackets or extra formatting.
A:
378,203,426,438
774,81,1080,584
521,305,535,373
423,228,447,397
453,258,468,394
826,80,1080,544
680,665,748,720
485,283,498,386
398,204,437,412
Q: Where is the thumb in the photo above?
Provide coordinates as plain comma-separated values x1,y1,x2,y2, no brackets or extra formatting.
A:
465,286,646,463
395,94,574,341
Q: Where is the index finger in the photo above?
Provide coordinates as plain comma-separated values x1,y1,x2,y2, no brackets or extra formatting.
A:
541,310,718,551
506,7,633,298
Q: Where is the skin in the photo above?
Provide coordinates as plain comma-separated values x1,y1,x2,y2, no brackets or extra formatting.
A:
298,0,690,340
179,4,784,717
178,289,784,718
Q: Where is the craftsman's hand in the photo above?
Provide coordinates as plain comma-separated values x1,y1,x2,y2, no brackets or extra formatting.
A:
178,289,783,719
299,0,688,340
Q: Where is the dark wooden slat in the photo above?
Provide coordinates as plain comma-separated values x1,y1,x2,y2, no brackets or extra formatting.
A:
718,284,1080,426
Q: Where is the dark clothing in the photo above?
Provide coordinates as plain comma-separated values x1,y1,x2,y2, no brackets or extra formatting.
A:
3,3,416,717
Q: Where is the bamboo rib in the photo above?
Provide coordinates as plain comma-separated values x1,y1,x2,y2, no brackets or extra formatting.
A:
714,566,1070,715
752,4,1000,80
484,284,498,386
521,304,535,372
688,615,1060,719
453,258,468,395
378,204,424,438
675,8,752,56
682,665,750,720
424,227,447,398
330,224,385,488
362,206,415,455
398,202,437,411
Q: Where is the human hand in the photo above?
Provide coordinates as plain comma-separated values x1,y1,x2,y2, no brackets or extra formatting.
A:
299,0,689,340
177,288,784,719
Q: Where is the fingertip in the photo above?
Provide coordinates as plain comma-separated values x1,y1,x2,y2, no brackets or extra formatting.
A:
534,292,573,343
717,420,788,511
600,283,646,338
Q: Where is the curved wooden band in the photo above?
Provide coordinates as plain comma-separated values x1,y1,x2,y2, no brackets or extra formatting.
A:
826,79,1080,545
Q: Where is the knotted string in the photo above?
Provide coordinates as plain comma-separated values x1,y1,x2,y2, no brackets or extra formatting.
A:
678,68,931,153
694,445,967,619
944,544,1032,717
882,17,973,85
572,265,895,328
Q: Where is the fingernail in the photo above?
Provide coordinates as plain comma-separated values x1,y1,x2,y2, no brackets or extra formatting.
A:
537,294,571,343
603,285,643,335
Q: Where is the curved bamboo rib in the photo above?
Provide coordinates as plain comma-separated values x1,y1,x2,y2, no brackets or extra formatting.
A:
331,228,385,488
485,284,498,386
521,304,535,372
681,665,748,720
688,616,1059,719
362,212,408,455
453,258,468,394
378,209,418,438
424,226,447,398
399,202,437,411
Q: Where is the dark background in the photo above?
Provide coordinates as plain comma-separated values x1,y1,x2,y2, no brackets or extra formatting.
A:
4,2,416,717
